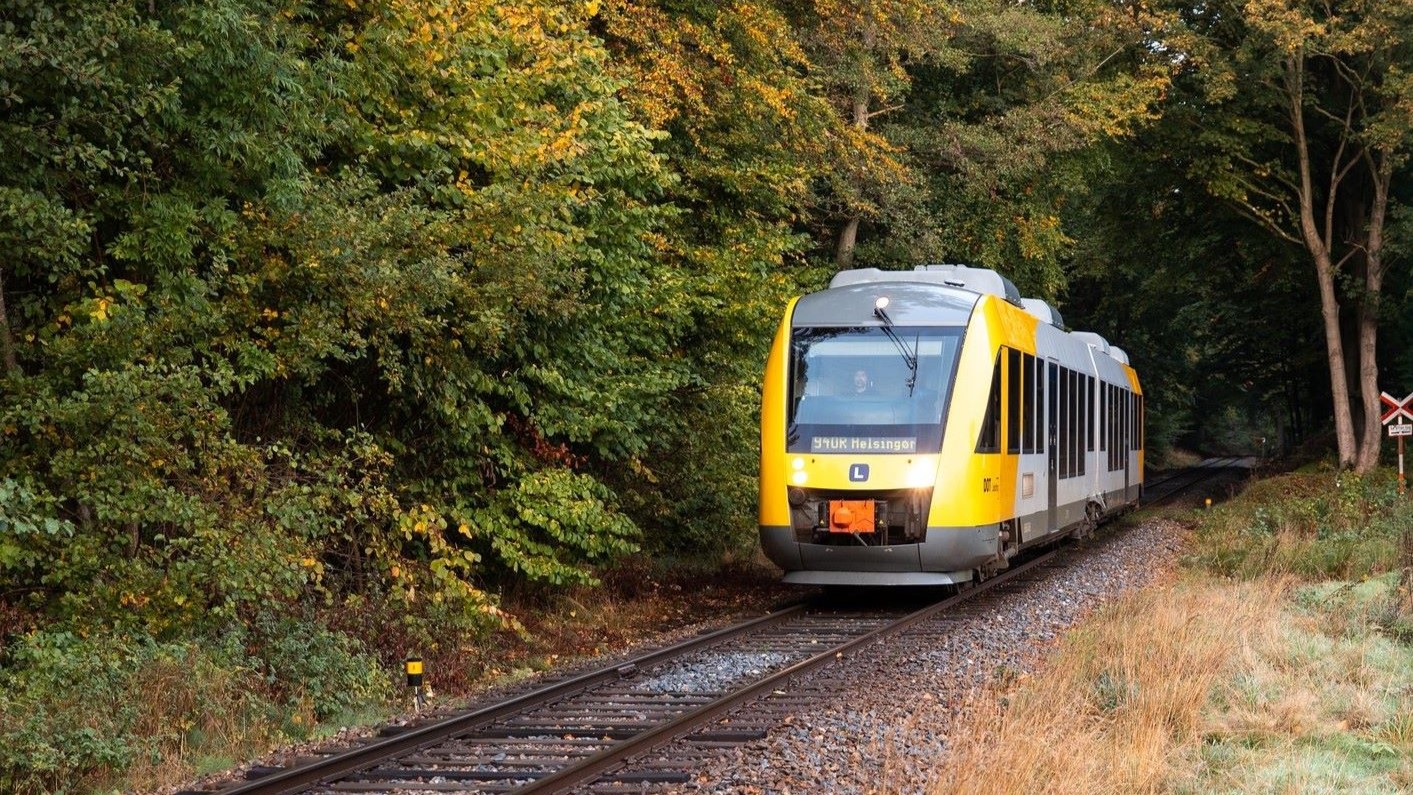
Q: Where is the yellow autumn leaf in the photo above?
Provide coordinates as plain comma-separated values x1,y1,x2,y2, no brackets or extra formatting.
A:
91,297,112,322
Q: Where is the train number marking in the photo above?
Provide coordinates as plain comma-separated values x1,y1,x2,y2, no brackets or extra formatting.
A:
849,464,870,482
981,477,1000,493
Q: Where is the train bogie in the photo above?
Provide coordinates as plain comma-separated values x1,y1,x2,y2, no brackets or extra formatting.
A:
759,265,1144,586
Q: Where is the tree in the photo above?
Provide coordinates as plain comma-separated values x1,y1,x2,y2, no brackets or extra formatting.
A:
1174,0,1413,471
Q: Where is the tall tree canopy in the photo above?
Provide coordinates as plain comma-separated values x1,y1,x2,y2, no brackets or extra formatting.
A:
4,2,1412,787
1163,0,1413,471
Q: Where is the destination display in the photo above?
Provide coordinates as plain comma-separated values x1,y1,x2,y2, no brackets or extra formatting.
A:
810,436,918,453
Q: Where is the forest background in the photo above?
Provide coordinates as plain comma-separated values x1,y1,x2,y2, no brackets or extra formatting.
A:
1,1,1411,791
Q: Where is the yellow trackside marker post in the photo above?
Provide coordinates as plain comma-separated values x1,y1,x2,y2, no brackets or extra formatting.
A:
405,655,425,711
1204,498,1211,510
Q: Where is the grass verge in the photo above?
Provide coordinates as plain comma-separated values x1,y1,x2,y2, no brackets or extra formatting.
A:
923,468,1413,795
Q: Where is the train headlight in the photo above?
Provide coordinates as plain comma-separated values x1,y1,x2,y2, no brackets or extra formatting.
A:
792,457,805,471
791,470,808,485
906,457,937,488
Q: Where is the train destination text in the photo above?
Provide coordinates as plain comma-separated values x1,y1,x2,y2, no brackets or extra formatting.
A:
810,436,918,453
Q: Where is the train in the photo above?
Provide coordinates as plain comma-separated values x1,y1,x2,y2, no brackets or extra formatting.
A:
758,264,1143,586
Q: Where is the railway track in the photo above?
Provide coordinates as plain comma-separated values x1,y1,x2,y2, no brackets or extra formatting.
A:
198,551,1062,795
1141,456,1252,508
190,462,1232,795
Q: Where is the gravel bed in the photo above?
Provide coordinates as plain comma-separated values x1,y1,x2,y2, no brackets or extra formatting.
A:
661,517,1190,794
633,652,799,695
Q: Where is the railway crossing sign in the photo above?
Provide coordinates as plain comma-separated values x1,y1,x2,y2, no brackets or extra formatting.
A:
1381,391,1413,424
1384,391,1413,496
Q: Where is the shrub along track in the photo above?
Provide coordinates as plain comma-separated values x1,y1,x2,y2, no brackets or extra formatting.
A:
181,461,1237,795
178,550,1063,795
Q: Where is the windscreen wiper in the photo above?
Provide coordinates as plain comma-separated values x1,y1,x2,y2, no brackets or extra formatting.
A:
873,297,918,395
879,325,919,396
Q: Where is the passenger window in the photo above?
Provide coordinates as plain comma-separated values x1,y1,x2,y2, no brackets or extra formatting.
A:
1006,349,1022,454
976,354,1002,453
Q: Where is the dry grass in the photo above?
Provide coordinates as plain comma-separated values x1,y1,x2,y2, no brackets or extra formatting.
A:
111,648,278,793
916,572,1413,795
922,579,1285,795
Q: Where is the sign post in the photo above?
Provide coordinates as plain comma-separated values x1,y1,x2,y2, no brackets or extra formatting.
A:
1381,391,1413,496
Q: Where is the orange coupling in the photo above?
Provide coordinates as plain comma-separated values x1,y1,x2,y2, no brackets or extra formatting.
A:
828,500,877,534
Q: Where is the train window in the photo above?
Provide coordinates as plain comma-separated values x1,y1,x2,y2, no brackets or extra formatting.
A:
1047,362,1058,466
1070,369,1081,477
1138,394,1145,450
1025,354,1039,454
977,354,1002,453
1061,368,1069,478
1102,386,1113,471
1086,376,1095,454
786,326,964,454
1120,389,1129,461
1099,381,1107,453
1132,393,1142,451
1006,348,1022,454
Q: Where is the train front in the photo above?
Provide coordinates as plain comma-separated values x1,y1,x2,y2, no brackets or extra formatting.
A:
759,282,999,586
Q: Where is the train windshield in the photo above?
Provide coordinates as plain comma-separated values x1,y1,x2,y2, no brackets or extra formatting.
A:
788,326,963,454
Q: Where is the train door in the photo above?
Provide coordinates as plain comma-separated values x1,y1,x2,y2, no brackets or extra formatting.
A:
1046,361,1058,532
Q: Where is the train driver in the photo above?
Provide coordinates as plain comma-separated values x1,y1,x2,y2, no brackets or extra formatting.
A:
852,368,874,395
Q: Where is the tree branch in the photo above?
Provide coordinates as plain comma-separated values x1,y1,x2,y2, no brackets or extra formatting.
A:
865,103,904,120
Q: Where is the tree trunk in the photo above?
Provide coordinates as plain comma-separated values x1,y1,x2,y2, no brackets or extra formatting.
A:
1285,54,1357,467
0,265,18,376
1353,151,1394,473
1312,258,1357,467
834,26,873,271
835,216,860,269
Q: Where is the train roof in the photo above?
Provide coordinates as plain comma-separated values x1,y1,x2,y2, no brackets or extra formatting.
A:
829,265,1023,306
1020,298,1064,329
813,266,1135,370
793,280,978,326
1071,331,1110,354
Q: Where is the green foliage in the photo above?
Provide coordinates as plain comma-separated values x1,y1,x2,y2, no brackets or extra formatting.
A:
0,0,678,629
0,624,386,795
1188,471,1410,580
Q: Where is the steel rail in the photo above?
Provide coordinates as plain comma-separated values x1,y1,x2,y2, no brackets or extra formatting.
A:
1141,456,1245,508
216,602,810,795
514,548,1061,795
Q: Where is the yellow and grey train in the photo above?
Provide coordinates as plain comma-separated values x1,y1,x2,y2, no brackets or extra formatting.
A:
759,265,1144,586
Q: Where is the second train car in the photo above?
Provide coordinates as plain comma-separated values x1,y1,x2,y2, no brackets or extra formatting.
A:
759,265,1143,586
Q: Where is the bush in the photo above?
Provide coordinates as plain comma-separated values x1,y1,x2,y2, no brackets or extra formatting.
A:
1187,469,1411,581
